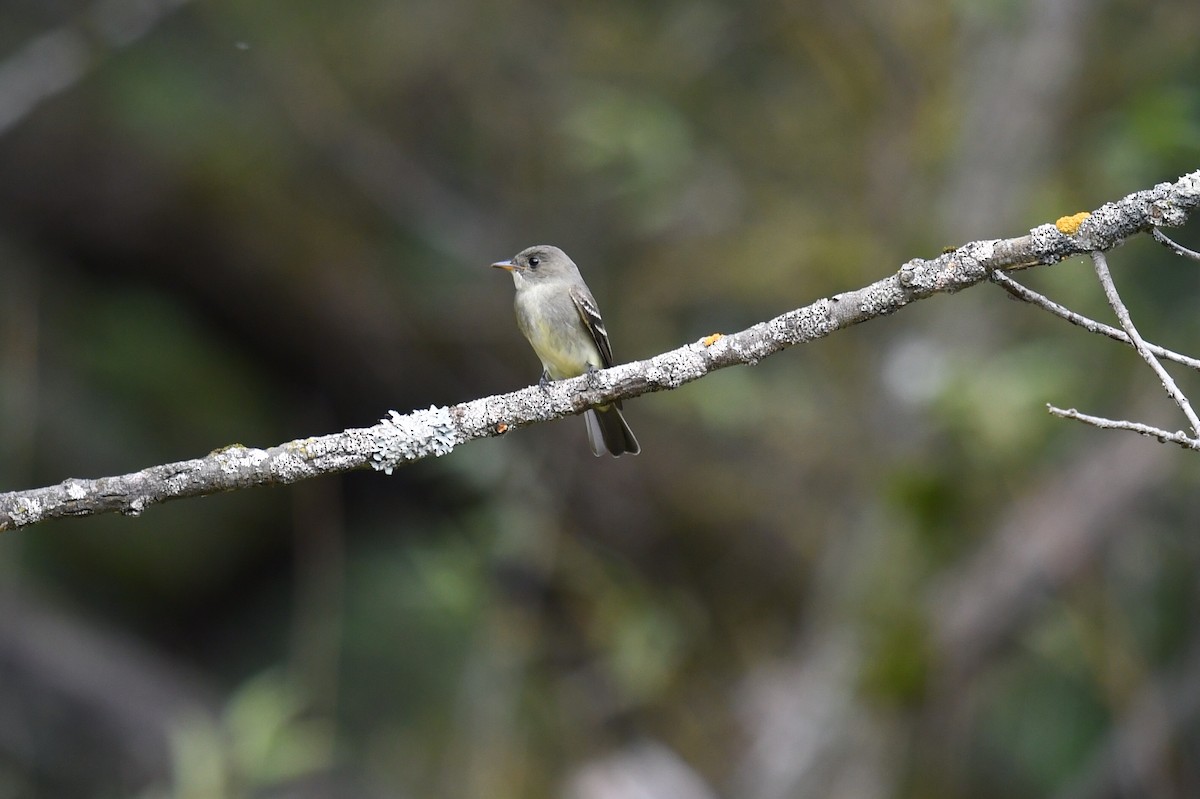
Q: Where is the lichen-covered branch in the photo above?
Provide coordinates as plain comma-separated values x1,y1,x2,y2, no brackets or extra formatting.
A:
2,170,1198,532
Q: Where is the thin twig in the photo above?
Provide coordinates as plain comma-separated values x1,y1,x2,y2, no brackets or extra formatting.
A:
1046,405,1200,450
1152,227,1200,261
1091,251,1200,436
992,271,1200,371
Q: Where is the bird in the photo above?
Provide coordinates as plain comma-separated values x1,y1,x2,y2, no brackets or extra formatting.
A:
491,245,640,457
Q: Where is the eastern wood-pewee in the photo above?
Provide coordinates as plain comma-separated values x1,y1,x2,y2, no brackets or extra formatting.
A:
491,245,640,457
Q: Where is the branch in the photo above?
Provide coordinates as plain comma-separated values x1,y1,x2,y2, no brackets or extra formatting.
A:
1090,250,1200,435
1045,406,1200,451
2,170,1198,531
991,271,1200,371
1151,227,1200,261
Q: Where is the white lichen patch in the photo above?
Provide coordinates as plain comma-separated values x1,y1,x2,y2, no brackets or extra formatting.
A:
372,405,458,474
13,497,43,526
216,445,268,475
1027,223,1067,258
269,446,316,482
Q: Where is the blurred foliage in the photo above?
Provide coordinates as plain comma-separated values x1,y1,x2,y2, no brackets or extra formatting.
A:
1,0,1199,797
142,670,335,799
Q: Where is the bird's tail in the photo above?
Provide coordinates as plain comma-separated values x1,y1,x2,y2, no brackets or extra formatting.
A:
585,405,640,457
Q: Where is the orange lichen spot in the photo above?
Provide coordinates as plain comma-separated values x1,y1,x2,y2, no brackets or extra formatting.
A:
1055,212,1091,235
701,333,724,347
495,422,508,434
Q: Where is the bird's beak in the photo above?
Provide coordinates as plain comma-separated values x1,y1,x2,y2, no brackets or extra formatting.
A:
491,259,515,271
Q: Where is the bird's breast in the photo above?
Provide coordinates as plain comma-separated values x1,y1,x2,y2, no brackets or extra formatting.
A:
514,284,602,379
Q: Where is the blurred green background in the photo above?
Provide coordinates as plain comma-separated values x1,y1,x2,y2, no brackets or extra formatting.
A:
1,0,1199,797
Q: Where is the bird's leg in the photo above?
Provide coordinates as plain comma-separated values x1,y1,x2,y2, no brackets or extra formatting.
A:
585,363,601,389
538,369,552,393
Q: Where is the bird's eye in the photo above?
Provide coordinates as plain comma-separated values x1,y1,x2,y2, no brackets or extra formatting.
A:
528,256,541,268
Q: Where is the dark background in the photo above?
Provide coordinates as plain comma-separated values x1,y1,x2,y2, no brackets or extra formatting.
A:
1,0,1199,796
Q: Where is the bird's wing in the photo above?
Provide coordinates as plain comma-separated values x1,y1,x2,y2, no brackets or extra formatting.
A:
570,285,614,368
